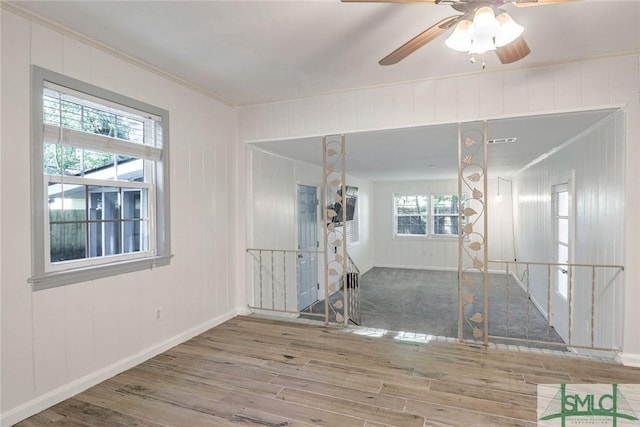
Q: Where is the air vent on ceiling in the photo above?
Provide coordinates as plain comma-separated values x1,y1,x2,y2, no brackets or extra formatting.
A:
487,137,517,145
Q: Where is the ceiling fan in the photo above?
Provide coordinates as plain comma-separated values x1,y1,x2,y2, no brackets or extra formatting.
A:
341,0,580,66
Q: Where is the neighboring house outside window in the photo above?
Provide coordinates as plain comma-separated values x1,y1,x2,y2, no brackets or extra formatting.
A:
393,193,464,238
30,66,171,290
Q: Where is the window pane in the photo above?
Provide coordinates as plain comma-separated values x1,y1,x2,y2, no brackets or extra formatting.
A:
41,145,82,176
396,215,427,235
432,194,459,215
49,183,86,222
123,220,147,253
82,150,115,178
50,222,86,262
434,215,459,235
43,94,61,126
558,218,569,244
122,190,142,219
557,191,569,216
104,220,122,256
395,195,428,215
119,116,145,144
82,105,118,137
44,89,150,146
89,186,120,220
557,244,568,264
117,157,144,182
88,187,121,257
557,269,568,298
43,94,82,132
43,144,62,175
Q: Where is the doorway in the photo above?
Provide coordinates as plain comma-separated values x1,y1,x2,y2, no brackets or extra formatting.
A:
297,184,319,310
551,182,571,341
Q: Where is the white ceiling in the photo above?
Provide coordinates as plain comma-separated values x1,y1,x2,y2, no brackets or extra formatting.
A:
11,0,640,107
11,1,636,181
250,108,619,180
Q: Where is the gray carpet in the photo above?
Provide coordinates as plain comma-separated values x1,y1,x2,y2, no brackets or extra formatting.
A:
300,267,565,350
359,267,565,348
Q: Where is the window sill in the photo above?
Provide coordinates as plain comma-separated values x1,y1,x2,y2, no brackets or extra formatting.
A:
29,254,173,291
393,235,462,242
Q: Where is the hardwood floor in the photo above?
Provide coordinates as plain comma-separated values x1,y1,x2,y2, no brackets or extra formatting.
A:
17,316,640,427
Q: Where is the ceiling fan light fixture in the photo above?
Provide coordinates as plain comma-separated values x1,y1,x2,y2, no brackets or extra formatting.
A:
469,7,500,54
495,11,524,47
445,7,526,58
444,19,473,52
473,6,500,30
469,34,496,54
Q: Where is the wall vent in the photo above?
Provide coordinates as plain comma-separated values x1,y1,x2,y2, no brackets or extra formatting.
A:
487,137,517,145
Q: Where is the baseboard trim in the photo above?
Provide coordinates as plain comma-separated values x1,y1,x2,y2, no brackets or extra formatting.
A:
372,264,508,275
0,309,239,427
359,264,374,275
619,352,640,367
509,271,549,319
374,264,459,272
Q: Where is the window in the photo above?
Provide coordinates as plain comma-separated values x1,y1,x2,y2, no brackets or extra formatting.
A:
431,194,463,236
393,193,464,238
394,194,429,236
30,66,171,289
553,184,570,299
345,187,359,244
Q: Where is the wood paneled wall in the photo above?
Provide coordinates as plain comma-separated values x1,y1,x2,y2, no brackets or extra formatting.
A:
238,54,640,364
248,149,374,300
372,178,514,271
1,8,239,425
513,112,625,350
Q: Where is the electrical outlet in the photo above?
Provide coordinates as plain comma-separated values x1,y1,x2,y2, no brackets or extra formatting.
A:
154,306,162,320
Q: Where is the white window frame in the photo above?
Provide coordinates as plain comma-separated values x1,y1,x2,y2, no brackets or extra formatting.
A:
345,186,359,245
29,66,172,290
345,204,359,245
393,194,429,237
393,192,464,239
431,193,465,238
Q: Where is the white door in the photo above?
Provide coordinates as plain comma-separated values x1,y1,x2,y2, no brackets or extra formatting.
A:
297,185,319,310
551,183,571,341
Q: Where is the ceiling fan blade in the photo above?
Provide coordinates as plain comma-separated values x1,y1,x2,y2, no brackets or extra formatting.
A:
513,0,580,7
496,36,531,64
379,15,460,65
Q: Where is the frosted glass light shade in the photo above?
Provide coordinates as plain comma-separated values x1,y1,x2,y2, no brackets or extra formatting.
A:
473,6,499,30
469,7,499,54
444,6,525,57
495,12,524,47
469,36,496,54
445,19,473,52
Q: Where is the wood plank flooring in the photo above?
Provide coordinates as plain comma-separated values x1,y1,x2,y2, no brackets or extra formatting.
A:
17,316,640,427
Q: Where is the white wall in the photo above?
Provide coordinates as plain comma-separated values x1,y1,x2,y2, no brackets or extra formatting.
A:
247,148,374,310
238,54,640,364
374,179,458,270
373,178,514,270
0,8,239,425
513,112,625,350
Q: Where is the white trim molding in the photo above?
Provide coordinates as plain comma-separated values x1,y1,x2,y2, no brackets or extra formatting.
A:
619,352,640,368
0,310,240,427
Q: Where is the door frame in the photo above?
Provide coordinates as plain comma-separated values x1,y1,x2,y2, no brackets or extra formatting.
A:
550,176,575,342
297,183,320,310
